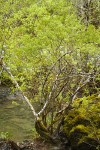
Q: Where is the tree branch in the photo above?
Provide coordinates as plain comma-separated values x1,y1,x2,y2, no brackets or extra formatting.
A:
2,62,38,118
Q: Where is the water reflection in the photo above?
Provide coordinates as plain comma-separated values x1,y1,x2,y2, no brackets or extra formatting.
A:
0,99,35,142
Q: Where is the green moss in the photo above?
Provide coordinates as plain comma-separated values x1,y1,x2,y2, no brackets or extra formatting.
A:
70,125,88,134
69,125,89,146
35,117,53,142
63,94,100,147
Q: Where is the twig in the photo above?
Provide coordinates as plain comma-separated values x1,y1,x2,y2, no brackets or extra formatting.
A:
71,75,91,103
42,51,72,96
38,74,59,116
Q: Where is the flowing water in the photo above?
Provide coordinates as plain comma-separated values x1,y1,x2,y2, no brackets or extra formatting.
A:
0,93,35,142
0,87,66,150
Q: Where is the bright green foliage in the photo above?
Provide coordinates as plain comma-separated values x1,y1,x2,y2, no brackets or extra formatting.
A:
0,132,10,139
0,0,100,143
0,0,99,80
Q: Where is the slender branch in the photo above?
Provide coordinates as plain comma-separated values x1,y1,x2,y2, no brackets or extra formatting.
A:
2,62,38,118
54,74,92,135
38,62,72,116
1,60,60,117
38,74,59,116
53,68,74,100
57,75,91,112
71,75,91,102
42,51,72,96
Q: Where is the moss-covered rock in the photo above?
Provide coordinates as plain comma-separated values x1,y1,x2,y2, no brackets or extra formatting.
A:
63,94,100,149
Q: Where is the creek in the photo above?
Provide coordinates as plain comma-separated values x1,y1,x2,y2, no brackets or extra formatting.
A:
0,86,36,142
0,87,68,150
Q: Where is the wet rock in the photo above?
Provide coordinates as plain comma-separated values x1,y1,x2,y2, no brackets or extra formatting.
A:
0,86,24,102
0,138,20,150
0,87,10,100
7,91,24,101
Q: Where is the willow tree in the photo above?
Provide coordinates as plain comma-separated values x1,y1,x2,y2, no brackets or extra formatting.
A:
0,0,100,142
